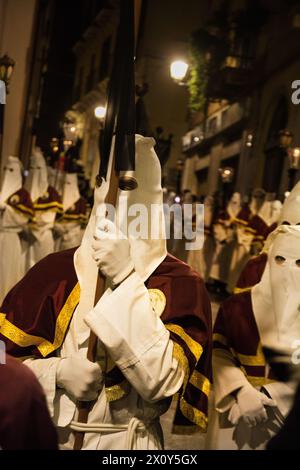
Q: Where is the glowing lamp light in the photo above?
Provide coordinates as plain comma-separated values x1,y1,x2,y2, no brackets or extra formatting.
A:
70,126,76,133
219,166,234,184
279,129,293,149
174,195,181,203
246,133,253,147
170,60,189,82
94,105,107,120
288,147,300,169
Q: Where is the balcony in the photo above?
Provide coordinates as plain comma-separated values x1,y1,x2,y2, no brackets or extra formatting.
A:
183,102,245,152
207,55,253,101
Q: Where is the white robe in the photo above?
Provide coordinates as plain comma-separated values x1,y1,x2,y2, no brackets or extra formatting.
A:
226,244,251,293
24,269,184,450
56,221,83,251
206,348,294,450
26,210,56,269
0,203,29,303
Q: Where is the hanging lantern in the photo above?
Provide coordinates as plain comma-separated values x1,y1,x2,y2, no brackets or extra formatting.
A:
288,147,300,169
278,129,293,149
219,166,234,183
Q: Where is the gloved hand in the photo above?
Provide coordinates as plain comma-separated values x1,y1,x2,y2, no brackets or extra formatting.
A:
228,383,277,426
56,353,103,401
92,218,135,286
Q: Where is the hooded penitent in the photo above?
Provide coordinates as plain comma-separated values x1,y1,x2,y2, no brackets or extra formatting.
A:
25,148,48,203
227,192,241,220
62,173,81,212
210,226,299,450
252,225,300,349
74,135,167,328
279,181,300,224
0,134,212,437
0,156,23,204
235,181,300,293
0,157,34,303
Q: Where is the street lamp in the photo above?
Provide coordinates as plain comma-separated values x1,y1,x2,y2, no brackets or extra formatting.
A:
246,132,254,148
219,166,234,184
94,105,107,120
170,60,189,85
278,129,293,149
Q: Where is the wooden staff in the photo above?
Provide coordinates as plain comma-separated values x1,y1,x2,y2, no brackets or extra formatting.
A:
73,0,141,450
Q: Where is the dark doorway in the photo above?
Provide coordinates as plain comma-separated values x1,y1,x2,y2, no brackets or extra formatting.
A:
262,96,288,194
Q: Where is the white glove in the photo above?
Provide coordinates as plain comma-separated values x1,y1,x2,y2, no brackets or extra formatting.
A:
228,384,277,426
56,353,103,401
0,201,6,211
92,218,135,286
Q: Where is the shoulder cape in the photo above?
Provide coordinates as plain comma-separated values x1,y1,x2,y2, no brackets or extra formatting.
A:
57,197,87,223
213,291,275,387
7,188,34,218
0,251,212,433
235,252,267,293
34,186,63,213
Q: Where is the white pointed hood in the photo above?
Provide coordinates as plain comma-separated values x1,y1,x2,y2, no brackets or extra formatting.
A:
25,148,48,202
260,199,283,226
0,156,23,203
73,135,167,332
227,192,241,219
280,181,300,224
62,173,80,211
252,225,300,349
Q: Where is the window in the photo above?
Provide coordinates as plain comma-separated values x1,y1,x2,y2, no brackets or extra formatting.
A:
221,109,228,128
207,116,217,135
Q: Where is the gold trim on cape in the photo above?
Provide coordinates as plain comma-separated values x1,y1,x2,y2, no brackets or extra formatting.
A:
213,333,228,346
0,312,6,328
0,283,80,357
180,397,208,431
233,286,252,294
166,323,203,361
34,201,63,212
148,288,166,317
236,342,265,366
171,337,209,431
190,369,211,397
12,203,34,217
105,380,131,402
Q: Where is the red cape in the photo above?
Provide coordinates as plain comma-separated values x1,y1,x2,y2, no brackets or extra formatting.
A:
0,250,212,433
0,354,58,449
